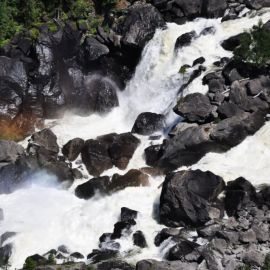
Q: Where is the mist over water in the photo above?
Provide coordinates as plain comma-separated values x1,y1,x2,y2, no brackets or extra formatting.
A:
1,10,270,268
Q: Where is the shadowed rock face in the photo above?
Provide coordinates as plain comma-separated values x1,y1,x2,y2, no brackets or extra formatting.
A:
159,170,225,227
117,3,165,49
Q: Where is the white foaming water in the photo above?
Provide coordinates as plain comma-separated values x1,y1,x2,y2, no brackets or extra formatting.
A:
2,10,270,269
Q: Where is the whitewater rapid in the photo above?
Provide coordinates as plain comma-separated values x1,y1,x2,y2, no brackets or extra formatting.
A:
1,9,270,269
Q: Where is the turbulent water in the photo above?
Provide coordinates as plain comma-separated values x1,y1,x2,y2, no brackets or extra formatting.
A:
1,9,270,269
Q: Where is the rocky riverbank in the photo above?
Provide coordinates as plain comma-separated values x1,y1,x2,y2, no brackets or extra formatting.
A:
1,0,270,270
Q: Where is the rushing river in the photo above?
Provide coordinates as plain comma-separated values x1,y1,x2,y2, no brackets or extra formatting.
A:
1,9,270,269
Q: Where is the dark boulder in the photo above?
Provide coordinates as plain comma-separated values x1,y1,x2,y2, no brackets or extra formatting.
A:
0,140,24,163
154,228,180,246
210,111,265,147
0,56,27,90
217,102,244,119
62,138,84,161
109,169,150,193
29,129,59,154
166,239,200,262
131,112,165,136
83,75,119,114
107,133,140,170
79,36,109,63
75,176,110,199
175,31,196,50
117,3,165,49
87,249,118,263
25,254,48,265
159,170,225,227
111,220,136,239
120,207,138,222
96,260,135,270
174,93,214,123
70,252,84,259
136,260,198,270
173,0,203,19
81,139,113,177
133,231,147,248
245,0,270,9
144,144,163,167
225,177,257,216
193,57,205,66
0,78,23,122
221,33,248,51
202,0,227,18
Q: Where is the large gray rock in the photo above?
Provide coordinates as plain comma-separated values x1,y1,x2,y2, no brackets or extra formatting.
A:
202,0,227,18
0,78,23,122
80,36,109,62
159,170,225,227
174,93,214,123
0,140,24,163
136,260,198,270
118,3,165,48
0,56,27,91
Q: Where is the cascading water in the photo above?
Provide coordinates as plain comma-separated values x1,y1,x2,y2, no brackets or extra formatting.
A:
1,9,270,269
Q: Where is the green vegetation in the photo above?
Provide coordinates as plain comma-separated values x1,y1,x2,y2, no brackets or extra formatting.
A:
0,0,106,46
234,19,270,67
48,254,56,265
236,265,251,270
263,253,270,270
23,258,37,270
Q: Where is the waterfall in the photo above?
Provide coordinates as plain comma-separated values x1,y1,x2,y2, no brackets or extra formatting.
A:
1,10,270,269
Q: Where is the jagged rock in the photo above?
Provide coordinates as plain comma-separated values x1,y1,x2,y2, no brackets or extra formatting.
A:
144,144,163,167
225,177,257,216
58,245,70,254
110,169,149,193
107,133,140,170
87,249,118,263
118,3,165,49
81,139,113,177
79,36,109,62
203,0,227,18
175,31,196,50
197,223,222,238
159,170,225,227
75,176,110,199
166,239,200,262
242,250,264,267
154,228,180,246
30,129,59,154
136,260,198,270
0,78,23,122
239,229,257,243
96,260,135,270
132,112,165,135
133,231,147,248
217,102,244,119
168,122,198,137
193,57,205,66
120,207,138,222
70,252,84,259
0,56,27,90
221,33,248,51
62,138,84,161
111,220,136,239
25,254,48,265
0,140,24,163
174,93,214,123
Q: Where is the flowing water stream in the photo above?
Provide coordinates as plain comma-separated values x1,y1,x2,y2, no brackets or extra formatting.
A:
1,10,270,269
